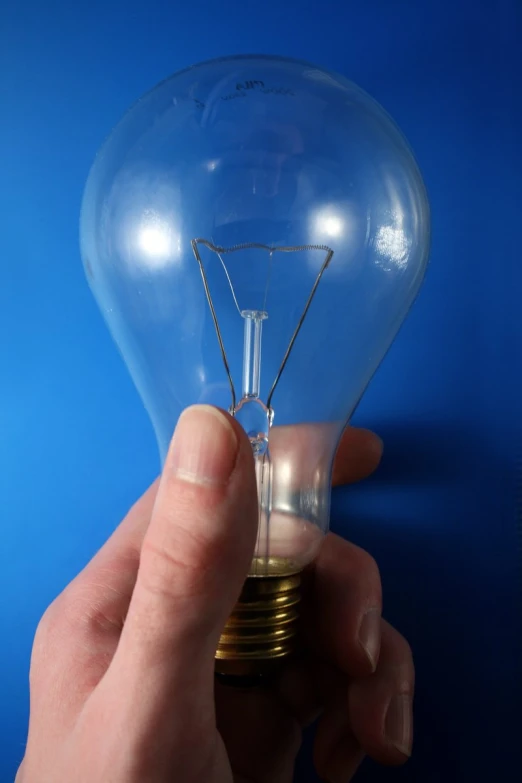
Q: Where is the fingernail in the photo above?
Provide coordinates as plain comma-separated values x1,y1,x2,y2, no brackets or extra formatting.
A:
358,608,381,671
385,694,413,757
169,405,238,485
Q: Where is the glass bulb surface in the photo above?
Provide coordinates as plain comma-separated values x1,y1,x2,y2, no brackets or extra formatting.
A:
81,54,430,578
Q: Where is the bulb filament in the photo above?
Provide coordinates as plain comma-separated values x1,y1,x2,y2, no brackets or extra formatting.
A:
190,239,334,417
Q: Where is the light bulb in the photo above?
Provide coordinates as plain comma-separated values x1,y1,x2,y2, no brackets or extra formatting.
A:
80,55,430,676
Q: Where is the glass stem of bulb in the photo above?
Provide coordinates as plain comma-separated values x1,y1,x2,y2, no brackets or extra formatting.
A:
239,309,271,573
254,449,271,570
241,309,267,399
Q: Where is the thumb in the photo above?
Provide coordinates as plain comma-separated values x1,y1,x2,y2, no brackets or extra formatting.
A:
106,405,258,705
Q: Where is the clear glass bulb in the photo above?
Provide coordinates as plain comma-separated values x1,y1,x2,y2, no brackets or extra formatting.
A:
80,55,430,670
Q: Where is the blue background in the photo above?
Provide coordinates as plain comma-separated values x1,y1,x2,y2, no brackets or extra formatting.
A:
1,1,520,781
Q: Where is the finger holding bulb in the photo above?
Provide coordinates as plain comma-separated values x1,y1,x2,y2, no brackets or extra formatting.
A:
19,410,414,783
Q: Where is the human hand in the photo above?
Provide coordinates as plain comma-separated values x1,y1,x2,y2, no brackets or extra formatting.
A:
17,405,414,783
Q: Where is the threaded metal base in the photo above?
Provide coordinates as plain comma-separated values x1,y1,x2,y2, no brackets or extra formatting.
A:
215,558,302,677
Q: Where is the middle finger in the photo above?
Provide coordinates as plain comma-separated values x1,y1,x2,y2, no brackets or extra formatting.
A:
302,532,383,677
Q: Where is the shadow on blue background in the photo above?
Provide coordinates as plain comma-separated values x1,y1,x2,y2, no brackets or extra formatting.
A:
1,1,520,781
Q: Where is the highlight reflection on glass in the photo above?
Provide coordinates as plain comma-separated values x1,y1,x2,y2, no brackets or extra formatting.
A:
80,55,430,672
138,222,172,259
314,206,345,238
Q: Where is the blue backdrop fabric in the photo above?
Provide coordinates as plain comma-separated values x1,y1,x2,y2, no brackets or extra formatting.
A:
1,1,520,781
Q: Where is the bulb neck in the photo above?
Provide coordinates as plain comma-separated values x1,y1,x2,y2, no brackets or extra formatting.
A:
215,557,302,677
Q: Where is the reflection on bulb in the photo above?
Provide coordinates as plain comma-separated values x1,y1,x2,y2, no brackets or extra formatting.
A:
313,206,345,238
138,224,172,259
130,212,181,270
375,225,410,268
81,54,430,674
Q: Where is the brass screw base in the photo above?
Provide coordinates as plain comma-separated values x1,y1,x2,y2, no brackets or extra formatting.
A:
215,558,302,677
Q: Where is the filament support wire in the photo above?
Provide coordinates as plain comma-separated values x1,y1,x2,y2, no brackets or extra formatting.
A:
191,239,334,411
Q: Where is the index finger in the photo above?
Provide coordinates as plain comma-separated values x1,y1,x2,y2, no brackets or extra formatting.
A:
332,426,383,486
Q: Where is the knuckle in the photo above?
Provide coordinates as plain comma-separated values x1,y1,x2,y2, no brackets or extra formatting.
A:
55,586,94,633
138,530,210,602
29,599,65,683
38,579,126,649
34,602,56,638
400,639,415,679
161,473,227,516
61,585,124,640
33,597,63,648
357,549,381,595
381,620,415,684
392,628,413,667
